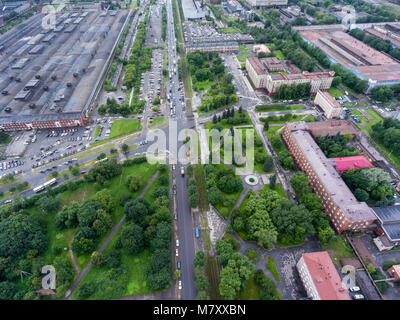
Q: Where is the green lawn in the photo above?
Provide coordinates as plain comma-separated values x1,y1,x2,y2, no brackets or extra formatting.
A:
265,126,284,140
350,109,362,115
109,119,142,139
218,27,241,33
266,256,281,284
272,50,285,59
239,44,250,53
193,79,214,93
93,126,101,139
260,114,305,124
237,54,251,62
328,87,344,97
322,235,355,266
149,117,165,128
237,271,281,300
259,183,286,199
255,104,304,112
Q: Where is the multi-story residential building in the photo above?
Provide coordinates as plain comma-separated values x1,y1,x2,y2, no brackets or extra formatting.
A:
314,90,343,119
247,0,288,8
282,121,376,233
297,251,351,300
266,71,335,95
246,56,268,89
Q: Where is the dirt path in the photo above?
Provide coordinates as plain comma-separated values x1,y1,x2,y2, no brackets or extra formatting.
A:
62,170,160,300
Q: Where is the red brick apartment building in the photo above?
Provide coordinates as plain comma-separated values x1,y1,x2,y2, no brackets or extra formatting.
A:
282,121,376,233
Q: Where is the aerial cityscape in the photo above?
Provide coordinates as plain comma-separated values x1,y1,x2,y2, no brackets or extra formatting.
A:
2,0,400,306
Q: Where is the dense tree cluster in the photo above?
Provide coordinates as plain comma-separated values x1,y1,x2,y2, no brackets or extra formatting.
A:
274,82,311,100
215,239,254,300
120,193,171,291
204,165,243,209
290,173,334,244
315,133,359,158
342,167,395,205
85,159,122,187
371,118,400,159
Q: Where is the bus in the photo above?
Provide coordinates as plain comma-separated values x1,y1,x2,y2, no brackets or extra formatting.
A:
33,178,57,193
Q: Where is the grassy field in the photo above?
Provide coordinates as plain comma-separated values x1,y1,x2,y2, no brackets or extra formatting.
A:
259,183,286,199
237,271,281,300
93,126,101,139
260,114,305,124
205,110,252,131
322,235,355,266
109,119,142,139
328,87,344,97
219,27,241,33
193,79,214,93
272,50,285,59
266,256,281,284
255,104,304,112
239,44,250,53
350,109,362,115
149,117,165,128
355,109,382,131
265,125,284,140
237,54,251,62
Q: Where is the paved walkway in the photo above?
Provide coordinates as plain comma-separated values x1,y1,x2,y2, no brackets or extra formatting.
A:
62,170,160,300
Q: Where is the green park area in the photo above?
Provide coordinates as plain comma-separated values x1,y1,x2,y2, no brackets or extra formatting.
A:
109,119,142,139
255,104,304,112
0,158,171,300
272,50,285,59
149,117,165,128
219,27,241,33
328,87,344,97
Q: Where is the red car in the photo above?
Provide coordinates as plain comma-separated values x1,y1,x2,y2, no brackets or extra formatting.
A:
80,170,87,174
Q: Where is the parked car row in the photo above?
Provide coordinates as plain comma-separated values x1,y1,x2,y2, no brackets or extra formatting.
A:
0,159,24,171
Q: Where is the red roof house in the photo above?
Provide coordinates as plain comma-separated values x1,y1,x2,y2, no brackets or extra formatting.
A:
333,155,373,172
297,251,351,300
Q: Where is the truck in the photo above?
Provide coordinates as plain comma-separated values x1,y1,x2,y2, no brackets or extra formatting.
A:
181,166,184,176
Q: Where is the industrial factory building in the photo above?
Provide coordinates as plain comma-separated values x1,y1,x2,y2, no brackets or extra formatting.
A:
0,9,129,131
293,23,400,90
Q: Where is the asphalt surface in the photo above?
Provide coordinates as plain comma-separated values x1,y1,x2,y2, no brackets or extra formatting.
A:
166,0,197,300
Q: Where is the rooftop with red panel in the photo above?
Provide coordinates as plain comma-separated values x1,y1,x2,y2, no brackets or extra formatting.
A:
301,251,351,300
333,155,374,171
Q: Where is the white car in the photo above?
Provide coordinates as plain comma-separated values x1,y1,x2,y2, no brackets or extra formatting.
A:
176,249,179,257
176,239,179,247
354,294,364,300
349,286,360,292
178,280,182,290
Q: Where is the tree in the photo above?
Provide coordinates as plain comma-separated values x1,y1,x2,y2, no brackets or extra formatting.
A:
121,143,129,154
270,199,315,244
219,253,254,299
193,250,206,268
317,226,335,245
51,171,59,178
91,251,105,268
263,156,273,173
269,175,276,190
37,195,61,214
215,239,234,267
77,281,97,299
195,274,209,291
263,120,269,131
126,174,142,192
0,281,17,300
120,224,144,254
